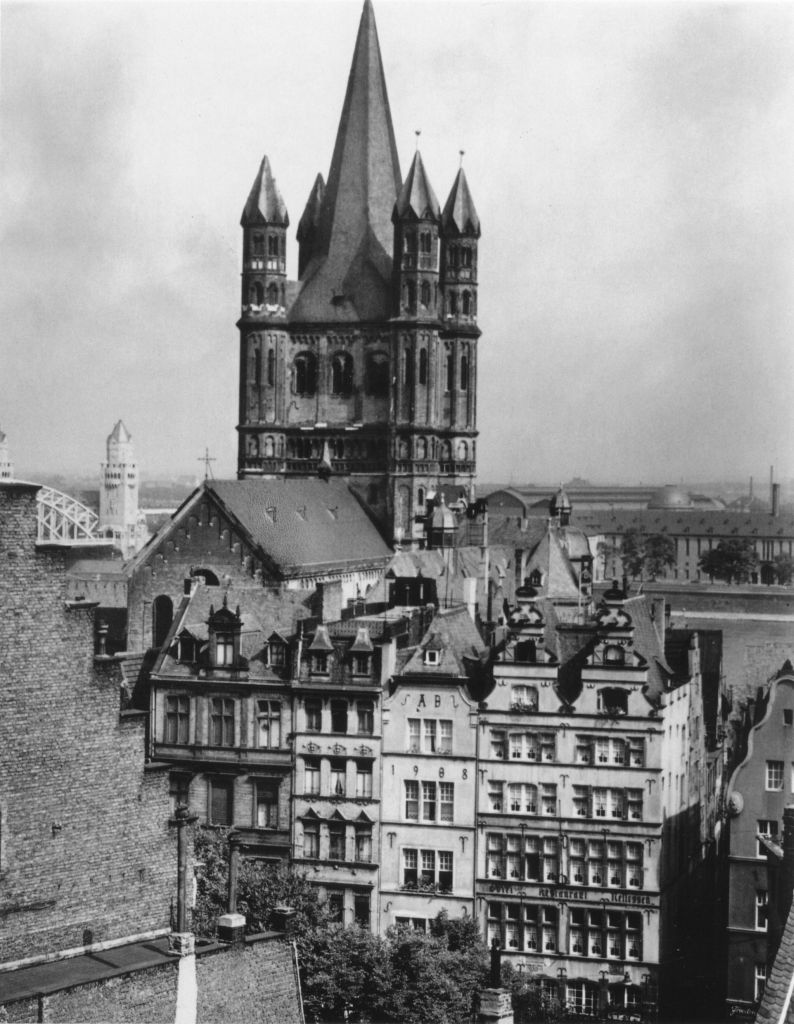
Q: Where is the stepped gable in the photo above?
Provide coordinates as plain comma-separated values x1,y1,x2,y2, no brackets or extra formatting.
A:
289,0,401,322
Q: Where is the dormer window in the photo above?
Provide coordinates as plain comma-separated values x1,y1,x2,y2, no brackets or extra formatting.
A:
603,644,625,666
312,652,329,675
424,649,440,667
175,634,197,664
529,569,543,588
215,634,234,666
267,633,288,669
598,688,628,716
207,598,242,670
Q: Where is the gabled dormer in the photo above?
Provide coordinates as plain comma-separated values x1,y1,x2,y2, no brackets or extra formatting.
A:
207,597,243,669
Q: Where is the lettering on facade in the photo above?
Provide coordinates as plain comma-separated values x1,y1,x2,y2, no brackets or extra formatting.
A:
726,1002,756,1020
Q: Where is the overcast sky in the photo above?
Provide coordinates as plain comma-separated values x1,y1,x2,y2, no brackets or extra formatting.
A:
2,0,793,487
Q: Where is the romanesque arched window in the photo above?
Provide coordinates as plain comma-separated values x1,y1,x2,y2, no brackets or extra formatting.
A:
460,354,469,391
406,280,416,310
416,437,427,459
448,292,458,316
263,436,275,457
366,351,389,396
267,349,275,386
420,280,431,306
249,281,264,305
294,352,317,396
252,233,264,256
331,352,353,396
446,352,454,392
419,349,428,385
462,291,472,315
267,282,278,305
152,595,174,648
457,441,468,461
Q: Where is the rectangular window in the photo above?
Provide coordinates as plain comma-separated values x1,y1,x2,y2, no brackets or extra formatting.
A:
767,760,784,791
303,823,319,859
330,699,348,734
628,737,645,767
756,890,768,931
758,819,779,858
356,763,372,799
756,963,767,1002
420,850,435,886
405,780,419,820
352,654,371,676
423,719,437,752
491,730,507,759
169,772,190,814
422,781,437,822
408,718,421,752
256,700,281,749
488,781,503,812
541,784,557,815
354,893,370,927
440,720,453,753
575,737,593,764
355,827,372,863
255,782,279,828
210,698,235,746
438,851,453,891
305,759,320,796
627,789,643,821
329,823,345,861
208,777,233,826
403,848,418,886
327,890,344,922
330,759,346,797
439,782,454,822
573,786,589,817
305,699,322,732
311,652,328,674
356,700,374,735
165,696,190,744
215,634,234,666
487,834,504,878
785,709,794,726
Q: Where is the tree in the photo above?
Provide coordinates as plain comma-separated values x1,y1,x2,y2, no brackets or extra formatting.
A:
643,533,676,581
596,539,621,580
301,925,392,1024
698,538,759,584
774,553,794,586
619,528,645,579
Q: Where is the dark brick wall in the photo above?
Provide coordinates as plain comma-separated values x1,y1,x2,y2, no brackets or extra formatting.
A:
0,936,302,1024
0,484,177,963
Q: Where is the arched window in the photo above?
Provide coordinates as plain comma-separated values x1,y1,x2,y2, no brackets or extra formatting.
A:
403,231,417,254
417,486,426,508
419,231,432,254
448,245,459,269
603,644,625,665
461,246,472,268
263,436,275,457
252,233,264,256
446,352,454,392
398,438,409,459
416,437,427,459
439,440,452,462
406,280,416,309
267,282,278,305
462,291,472,315
457,441,468,461
404,349,413,387
267,235,279,256
448,292,458,316
191,568,220,587
419,349,427,385
267,349,275,386
366,351,389,396
460,354,469,390
420,280,431,306
294,352,317,395
249,281,264,305
331,352,353,396
254,349,262,385
152,595,174,648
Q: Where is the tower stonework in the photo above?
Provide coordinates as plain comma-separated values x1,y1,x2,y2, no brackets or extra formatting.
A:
0,429,13,480
99,420,139,556
236,0,481,544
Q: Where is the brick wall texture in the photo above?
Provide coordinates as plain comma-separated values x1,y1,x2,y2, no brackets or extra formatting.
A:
0,937,303,1024
0,484,177,963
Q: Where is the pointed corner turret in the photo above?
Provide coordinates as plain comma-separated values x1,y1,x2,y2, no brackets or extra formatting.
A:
442,166,480,238
393,150,440,223
241,155,289,228
297,173,326,279
108,420,132,445
392,149,442,320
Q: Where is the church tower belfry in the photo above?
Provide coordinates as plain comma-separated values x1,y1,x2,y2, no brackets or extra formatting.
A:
99,420,139,556
235,0,482,546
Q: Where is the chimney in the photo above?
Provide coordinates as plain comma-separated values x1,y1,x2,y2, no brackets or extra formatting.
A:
772,483,781,518
317,580,343,623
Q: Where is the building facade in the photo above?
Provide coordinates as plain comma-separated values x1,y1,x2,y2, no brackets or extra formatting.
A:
235,0,481,545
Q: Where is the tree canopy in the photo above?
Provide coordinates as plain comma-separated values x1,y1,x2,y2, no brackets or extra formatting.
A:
698,539,759,584
619,529,676,580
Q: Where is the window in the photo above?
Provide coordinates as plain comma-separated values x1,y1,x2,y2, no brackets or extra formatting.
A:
365,351,389,396
354,893,370,927
405,780,419,820
628,737,645,767
209,698,235,747
756,963,767,1002
165,696,190,745
541,784,557,815
758,819,779,858
424,649,440,666
352,653,371,676
169,773,190,814
446,352,454,391
462,291,472,315
255,782,279,828
256,700,281,749
267,234,279,257
208,777,233,826
303,823,319,859
767,761,784,791
507,783,538,814
603,644,625,665
598,687,628,715
355,827,372,863
267,638,286,668
460,355,469,390
440,720,452,753
356,700,374,734
419,349,427,385
215,634,234,667
420,280,431,306
331,352,353,396
438,851,453,891
294,352,317,396
488,902,557,954
408,719,421,752
511,685,538,711
396,917,428,932
403,848,418,886
327,891,344,922
252,233,264,256
403,849,452,891
329,823,345,861
356,763,372,799
304,759,320,796
330,700,348,734
305,699,322,732
491,730,506,759
440,782,454,822
756,890,768,931
785,709,793,726
422,781,437,822
419,231,432,254
330,759,346,797
267,349,275,386
488,781,503,812
311,652,329,674
567,982,599,1015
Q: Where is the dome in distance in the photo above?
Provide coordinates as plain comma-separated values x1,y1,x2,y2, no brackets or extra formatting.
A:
647,485,693,510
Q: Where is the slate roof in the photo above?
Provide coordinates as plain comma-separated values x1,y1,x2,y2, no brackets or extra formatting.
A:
400,604,488,678
289,0,401,323
573,508,794,541
394,150,440,221
441,166,480,237
241,154,289,227
756,899,794,1024
524,528,582,603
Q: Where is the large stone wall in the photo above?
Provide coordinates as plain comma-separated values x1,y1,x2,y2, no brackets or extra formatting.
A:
0,483,177,963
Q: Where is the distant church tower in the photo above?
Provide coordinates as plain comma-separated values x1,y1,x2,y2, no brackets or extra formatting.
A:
236,0,481,544
99,420,139,557
0,429,14,480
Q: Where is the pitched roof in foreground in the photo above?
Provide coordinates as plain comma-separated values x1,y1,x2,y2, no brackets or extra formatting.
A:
400,604,488,678
756,899,794,1024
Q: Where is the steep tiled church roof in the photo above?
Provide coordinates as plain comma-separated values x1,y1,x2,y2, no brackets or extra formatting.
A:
394,150,440,220
757,899,794,1024
289,0,401,322
241,155,289,226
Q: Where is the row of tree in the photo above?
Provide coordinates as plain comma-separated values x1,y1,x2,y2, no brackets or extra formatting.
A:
192,827,491,1024
599,530,794,585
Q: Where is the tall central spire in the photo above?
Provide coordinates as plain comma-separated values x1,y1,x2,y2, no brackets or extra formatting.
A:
290,0,402,322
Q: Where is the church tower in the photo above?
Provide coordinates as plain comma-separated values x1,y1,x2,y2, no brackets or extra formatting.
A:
99,420,139,556
0,429,14,480
235,0,481,545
